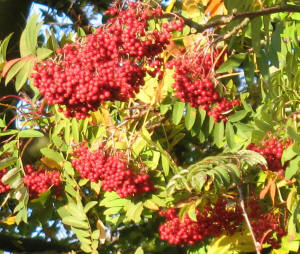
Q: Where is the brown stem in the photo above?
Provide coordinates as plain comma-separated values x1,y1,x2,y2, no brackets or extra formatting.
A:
170,4,300,33
237,185,261,254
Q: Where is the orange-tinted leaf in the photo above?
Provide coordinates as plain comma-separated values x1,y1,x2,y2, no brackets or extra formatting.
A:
2,55,36,78
41,157,62,170
205,0,227,17
259,180,271,200
2,58,21,78
269,181,276,205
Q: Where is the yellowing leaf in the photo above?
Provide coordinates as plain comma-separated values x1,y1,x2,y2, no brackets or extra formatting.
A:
1,216,16,225
96,219,106,244
166,0,176,12
287,187,297,212
207,229,256,254
143,200,159,210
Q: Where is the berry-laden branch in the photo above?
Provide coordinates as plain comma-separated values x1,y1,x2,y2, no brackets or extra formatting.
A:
175,4,300,33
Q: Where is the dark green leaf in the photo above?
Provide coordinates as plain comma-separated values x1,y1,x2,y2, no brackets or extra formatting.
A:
228,110,248,122
251,17,262,54
0,157,17,170
216,54,246,74
213,121,224,148
185,104,197,130
172,101,185,125
225,122,235,149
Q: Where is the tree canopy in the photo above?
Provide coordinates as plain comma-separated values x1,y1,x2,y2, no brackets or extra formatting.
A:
1,0,300,253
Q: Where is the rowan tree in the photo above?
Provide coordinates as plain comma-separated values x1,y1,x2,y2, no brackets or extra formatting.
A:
1,1,300,253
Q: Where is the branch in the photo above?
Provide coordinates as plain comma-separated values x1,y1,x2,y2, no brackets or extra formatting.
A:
237,185,261,254
178,4,300,33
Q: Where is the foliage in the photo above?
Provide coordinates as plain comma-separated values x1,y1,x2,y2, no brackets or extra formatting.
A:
1,0,300,253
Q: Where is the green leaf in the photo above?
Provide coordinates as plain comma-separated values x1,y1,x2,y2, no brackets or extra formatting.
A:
161,154,170,176
15,59,34,91
20,14,41,57
254,119,273,132
225,122,235,149
126,201,143,223
19,129,44,138
80,243,92,253
285,156,300,179
37,47,53,61
72,118,80,143
40,148,64,163
0,33,13,62
188,204,197,221
213,121,224,148
251,17,262,54
228,110,248,122
84,201,98,213
282,144,299,164
185,104,197,130
1,167,20,184
90,181,101,194
64,161,75,176
216,54,246,74
0,157,17,170
132,137,147,157
71,226,91,238
103,206,123,215
62,216,89,229
238,150,267,168
103,199,129,208
172,101,185,125
0,129,18,137
287,127,300,143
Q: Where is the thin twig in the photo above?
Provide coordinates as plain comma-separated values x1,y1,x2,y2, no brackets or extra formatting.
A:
164,4,300,33
237,185,261,254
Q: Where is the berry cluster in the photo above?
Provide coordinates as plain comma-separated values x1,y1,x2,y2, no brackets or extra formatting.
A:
158,199,243,245
71,144,154,198
247,137,292,175
31,2,184,119
248,200,286,249
167,51,241,122
0,169,10,193
159,199,286,248
23,165,61,197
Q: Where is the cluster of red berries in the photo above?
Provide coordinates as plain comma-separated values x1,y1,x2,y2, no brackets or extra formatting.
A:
31,2,184,119
167,51,241,122
158,199,243,245
247,137,292,175
71,143,154,198
23,165,61,197
248,200,286,249
0,169,10,193
158,199,285,248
